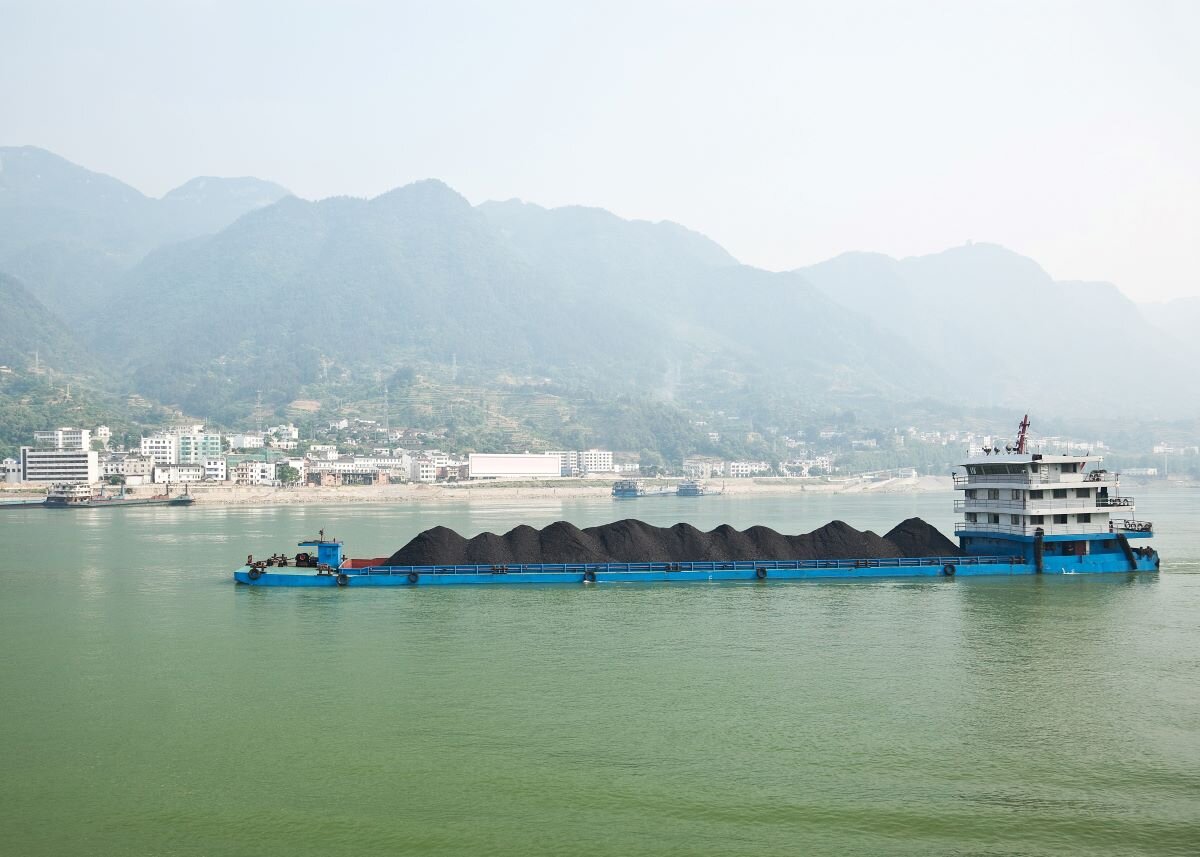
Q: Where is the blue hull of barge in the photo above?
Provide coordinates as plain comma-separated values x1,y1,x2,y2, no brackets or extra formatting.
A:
233,554,1160,587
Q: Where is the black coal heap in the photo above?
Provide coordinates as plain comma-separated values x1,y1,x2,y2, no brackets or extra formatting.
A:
384,517,960,566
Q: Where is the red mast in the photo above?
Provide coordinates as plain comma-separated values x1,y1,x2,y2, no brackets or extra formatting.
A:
1015,414,1030,454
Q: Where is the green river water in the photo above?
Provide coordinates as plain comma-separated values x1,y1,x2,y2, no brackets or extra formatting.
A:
2,488,1198,856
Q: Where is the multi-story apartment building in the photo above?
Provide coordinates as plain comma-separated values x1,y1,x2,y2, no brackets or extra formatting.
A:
203,458,227,482
231,460,276,486
141,427,223,466
21,428,99,483
579,449,615,474
153,464,204,483
140,434,177,465
20,447,99,483
34,427,90,450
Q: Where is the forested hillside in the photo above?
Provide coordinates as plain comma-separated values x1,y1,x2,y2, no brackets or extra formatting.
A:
1,147,1195,458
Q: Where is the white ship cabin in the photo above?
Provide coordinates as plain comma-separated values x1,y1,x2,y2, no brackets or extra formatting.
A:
46,482,96,504
953,452,1153,557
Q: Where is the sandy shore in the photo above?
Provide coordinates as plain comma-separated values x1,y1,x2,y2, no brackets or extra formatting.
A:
2,475,950,508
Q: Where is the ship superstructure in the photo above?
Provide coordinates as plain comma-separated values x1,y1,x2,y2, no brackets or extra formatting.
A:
954,416,1156,572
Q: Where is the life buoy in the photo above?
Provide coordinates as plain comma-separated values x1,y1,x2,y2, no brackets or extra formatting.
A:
755,567,767,580
248,567,262,580
943,565,956,577
583,570,596,583
336,573,349,586
407,571,419,584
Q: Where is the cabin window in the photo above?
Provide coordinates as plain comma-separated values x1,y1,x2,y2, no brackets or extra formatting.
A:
1010,515,1021,525
988,514,1000,524
1053,514,1068,524
1011,489,1022,500
968,466,979,475
1053,489,1067,499
1078,513,1091,523
965,513,977,522
1030,490,1043,499
1076,488,1090,498
1031,515,1044,524
965,489,976,499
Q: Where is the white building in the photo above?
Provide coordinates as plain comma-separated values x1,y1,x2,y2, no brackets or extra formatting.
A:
410,457,437,483
467,453,561,480
282,457,308,482
267,424,299,440
683,457,724,479
20,447,100,483
231,460,276,486
228,433,265,450
728,460,771,478
551,450,580,476
140,434,177,465
34,427,90,450
579,449,615,474
153,463,204,484
102,452,156,480
2,458,20,483
176,429,223,464
95,425,112,449
203,458,228,481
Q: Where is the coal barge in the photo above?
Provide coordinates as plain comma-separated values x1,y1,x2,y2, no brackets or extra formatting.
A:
233,417,1159,587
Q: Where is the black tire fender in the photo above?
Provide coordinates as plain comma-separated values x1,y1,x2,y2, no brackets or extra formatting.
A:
336,573,349,586
943,564,956,577
583,570,596,583
248,567,262,581
407,571,419,584
755,567,767,580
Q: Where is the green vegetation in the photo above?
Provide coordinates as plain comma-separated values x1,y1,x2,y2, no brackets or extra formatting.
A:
1,147,1196,464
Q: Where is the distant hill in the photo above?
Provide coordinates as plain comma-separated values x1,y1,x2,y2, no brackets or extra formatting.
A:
2,145,1197,454
0,271,158,458
0,146,290,322
91,181,943,421
0,271,90,372
799,243,1190,415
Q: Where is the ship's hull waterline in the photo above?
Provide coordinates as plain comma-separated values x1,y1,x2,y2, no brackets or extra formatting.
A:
234,554,1160,587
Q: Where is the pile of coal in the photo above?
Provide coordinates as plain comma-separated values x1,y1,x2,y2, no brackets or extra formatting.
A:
384,517,961,566
883,517,961,557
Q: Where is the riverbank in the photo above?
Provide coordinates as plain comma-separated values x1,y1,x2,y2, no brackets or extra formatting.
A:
105,474,955,507
4,474,1185,509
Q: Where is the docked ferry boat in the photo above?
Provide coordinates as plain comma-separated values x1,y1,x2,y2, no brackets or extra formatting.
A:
234,416,1158,587
45,482,195,508
611,479,672,499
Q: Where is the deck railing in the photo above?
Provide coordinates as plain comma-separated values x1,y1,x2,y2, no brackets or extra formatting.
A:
954,497,1134,512
1111,519,1153,533
956,521,1152,537
953,472,1119,488
352,555,1022,576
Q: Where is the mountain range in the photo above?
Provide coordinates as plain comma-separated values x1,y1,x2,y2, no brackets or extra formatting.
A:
0,145,1195,454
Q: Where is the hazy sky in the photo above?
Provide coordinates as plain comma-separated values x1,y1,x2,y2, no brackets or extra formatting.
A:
2,1,1197,300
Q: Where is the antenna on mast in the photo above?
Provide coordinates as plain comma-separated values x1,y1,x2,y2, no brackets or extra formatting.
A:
1015,414,1031,454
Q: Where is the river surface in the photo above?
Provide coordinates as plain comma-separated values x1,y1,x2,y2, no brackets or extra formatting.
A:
2,488,1198,856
